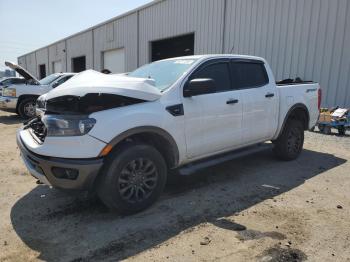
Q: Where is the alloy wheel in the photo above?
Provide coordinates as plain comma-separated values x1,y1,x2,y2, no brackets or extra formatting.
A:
117,158,158,203
286,127,302,154
23,102,36,118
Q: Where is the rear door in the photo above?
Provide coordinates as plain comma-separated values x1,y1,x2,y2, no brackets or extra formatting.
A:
183,59,243,158
231,60,278,143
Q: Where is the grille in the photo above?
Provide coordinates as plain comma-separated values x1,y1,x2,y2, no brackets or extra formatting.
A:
25,117,47,143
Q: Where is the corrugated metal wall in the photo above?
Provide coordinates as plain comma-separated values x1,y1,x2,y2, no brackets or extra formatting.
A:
93,13,138,72
138,0,225,65
24,52,37,77
224,0,350,107
17,0,350,107
35,48,49,76
66,31,93,72
48,41,67,73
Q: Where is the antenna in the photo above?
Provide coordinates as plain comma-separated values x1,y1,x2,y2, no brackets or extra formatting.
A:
230,45,235,54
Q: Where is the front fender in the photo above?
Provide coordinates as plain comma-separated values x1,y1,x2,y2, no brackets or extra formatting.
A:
88,101,186,164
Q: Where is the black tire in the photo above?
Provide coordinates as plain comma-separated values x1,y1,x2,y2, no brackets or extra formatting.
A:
338,126,346,136
97,143,167,214
18,97,36,119
273,120,304,161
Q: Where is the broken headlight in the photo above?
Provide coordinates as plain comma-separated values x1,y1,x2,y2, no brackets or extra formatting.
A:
42,115,96,137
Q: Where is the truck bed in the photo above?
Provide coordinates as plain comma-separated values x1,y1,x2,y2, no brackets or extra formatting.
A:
273,81,320,139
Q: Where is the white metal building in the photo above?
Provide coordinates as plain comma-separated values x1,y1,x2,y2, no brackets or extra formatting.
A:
18,0,350,107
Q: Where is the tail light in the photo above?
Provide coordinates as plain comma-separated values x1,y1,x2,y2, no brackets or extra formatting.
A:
318,88,322,110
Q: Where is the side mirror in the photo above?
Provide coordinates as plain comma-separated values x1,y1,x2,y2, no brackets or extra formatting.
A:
183,78,216,97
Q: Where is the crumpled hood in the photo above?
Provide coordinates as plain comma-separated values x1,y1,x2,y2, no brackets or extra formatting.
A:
45,70,161,101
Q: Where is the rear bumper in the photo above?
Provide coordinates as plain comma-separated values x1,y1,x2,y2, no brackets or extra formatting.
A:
17,130,104,191
0,96,17,112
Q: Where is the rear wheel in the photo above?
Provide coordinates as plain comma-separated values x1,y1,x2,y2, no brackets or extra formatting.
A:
97,143,167,214
273,120,304,161
18,97,36,119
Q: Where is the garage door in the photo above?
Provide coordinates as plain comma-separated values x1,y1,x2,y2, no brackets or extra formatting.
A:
103,48,125,73
151,34,194,62
53,61,62,73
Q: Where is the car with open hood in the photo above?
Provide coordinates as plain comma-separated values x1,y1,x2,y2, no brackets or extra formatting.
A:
0,61,76,119
18,55,320,214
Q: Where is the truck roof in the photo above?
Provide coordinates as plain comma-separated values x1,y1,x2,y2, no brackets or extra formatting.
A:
162,54,266,62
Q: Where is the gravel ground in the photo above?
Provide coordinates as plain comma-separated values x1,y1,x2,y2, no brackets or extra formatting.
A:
0,111,349,262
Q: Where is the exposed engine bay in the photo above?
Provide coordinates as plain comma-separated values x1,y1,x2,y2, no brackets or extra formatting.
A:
28,93,147,143
37,93,146,115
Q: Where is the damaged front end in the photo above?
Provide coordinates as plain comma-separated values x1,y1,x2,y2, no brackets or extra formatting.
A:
30,93,147,143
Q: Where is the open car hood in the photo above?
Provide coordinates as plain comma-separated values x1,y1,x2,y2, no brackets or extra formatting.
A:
44,70,161,101
5,61,39,84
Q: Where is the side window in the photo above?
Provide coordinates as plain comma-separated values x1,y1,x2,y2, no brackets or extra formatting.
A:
231,62,269,89
1,80,11,85
193,62,231,92
55,75,72,87
13,79,26,84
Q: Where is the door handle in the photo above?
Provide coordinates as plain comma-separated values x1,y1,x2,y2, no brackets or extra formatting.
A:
226,99,239,105
265,93,275,98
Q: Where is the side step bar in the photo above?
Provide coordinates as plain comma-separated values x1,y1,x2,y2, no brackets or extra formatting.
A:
178,143,273,176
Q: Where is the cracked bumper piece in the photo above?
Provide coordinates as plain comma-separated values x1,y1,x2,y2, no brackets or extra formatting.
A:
17,131,104,190
0,96,17,112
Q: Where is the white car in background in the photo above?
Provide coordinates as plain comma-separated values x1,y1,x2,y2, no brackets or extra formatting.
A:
0,62,75,119
0,77,26,95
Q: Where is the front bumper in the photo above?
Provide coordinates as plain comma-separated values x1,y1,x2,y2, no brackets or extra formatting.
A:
17,130,104,191
0,96,17,112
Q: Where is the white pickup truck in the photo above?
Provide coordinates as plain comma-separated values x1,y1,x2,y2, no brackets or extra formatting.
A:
0,62,75,118
17,55,321,213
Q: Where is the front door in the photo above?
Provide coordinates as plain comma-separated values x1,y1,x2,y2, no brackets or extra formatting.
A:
182,59,243,159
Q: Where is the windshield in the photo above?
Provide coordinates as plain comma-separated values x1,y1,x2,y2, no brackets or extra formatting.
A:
128,58,197,91
39,74,61,85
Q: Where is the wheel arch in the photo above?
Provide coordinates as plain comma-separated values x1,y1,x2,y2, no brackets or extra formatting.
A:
106,126,180,169
277,103,310,138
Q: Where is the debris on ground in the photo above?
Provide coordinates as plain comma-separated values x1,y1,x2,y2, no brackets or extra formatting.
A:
200,237,211,245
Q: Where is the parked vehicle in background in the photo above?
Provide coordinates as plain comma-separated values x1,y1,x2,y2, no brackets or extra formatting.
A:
0,62,76,119
0,77,25,94
18,55,321,214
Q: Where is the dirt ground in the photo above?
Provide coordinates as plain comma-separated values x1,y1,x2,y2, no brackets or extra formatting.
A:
0,110,349,262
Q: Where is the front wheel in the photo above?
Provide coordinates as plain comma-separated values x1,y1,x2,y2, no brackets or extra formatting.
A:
18,97,36,119
273,120,304,161
97,143,167,214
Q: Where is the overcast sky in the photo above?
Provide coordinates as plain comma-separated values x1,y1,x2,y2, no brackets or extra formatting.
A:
0,0,152,71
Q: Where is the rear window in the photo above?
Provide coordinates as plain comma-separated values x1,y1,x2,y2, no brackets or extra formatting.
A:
231,62,269,89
